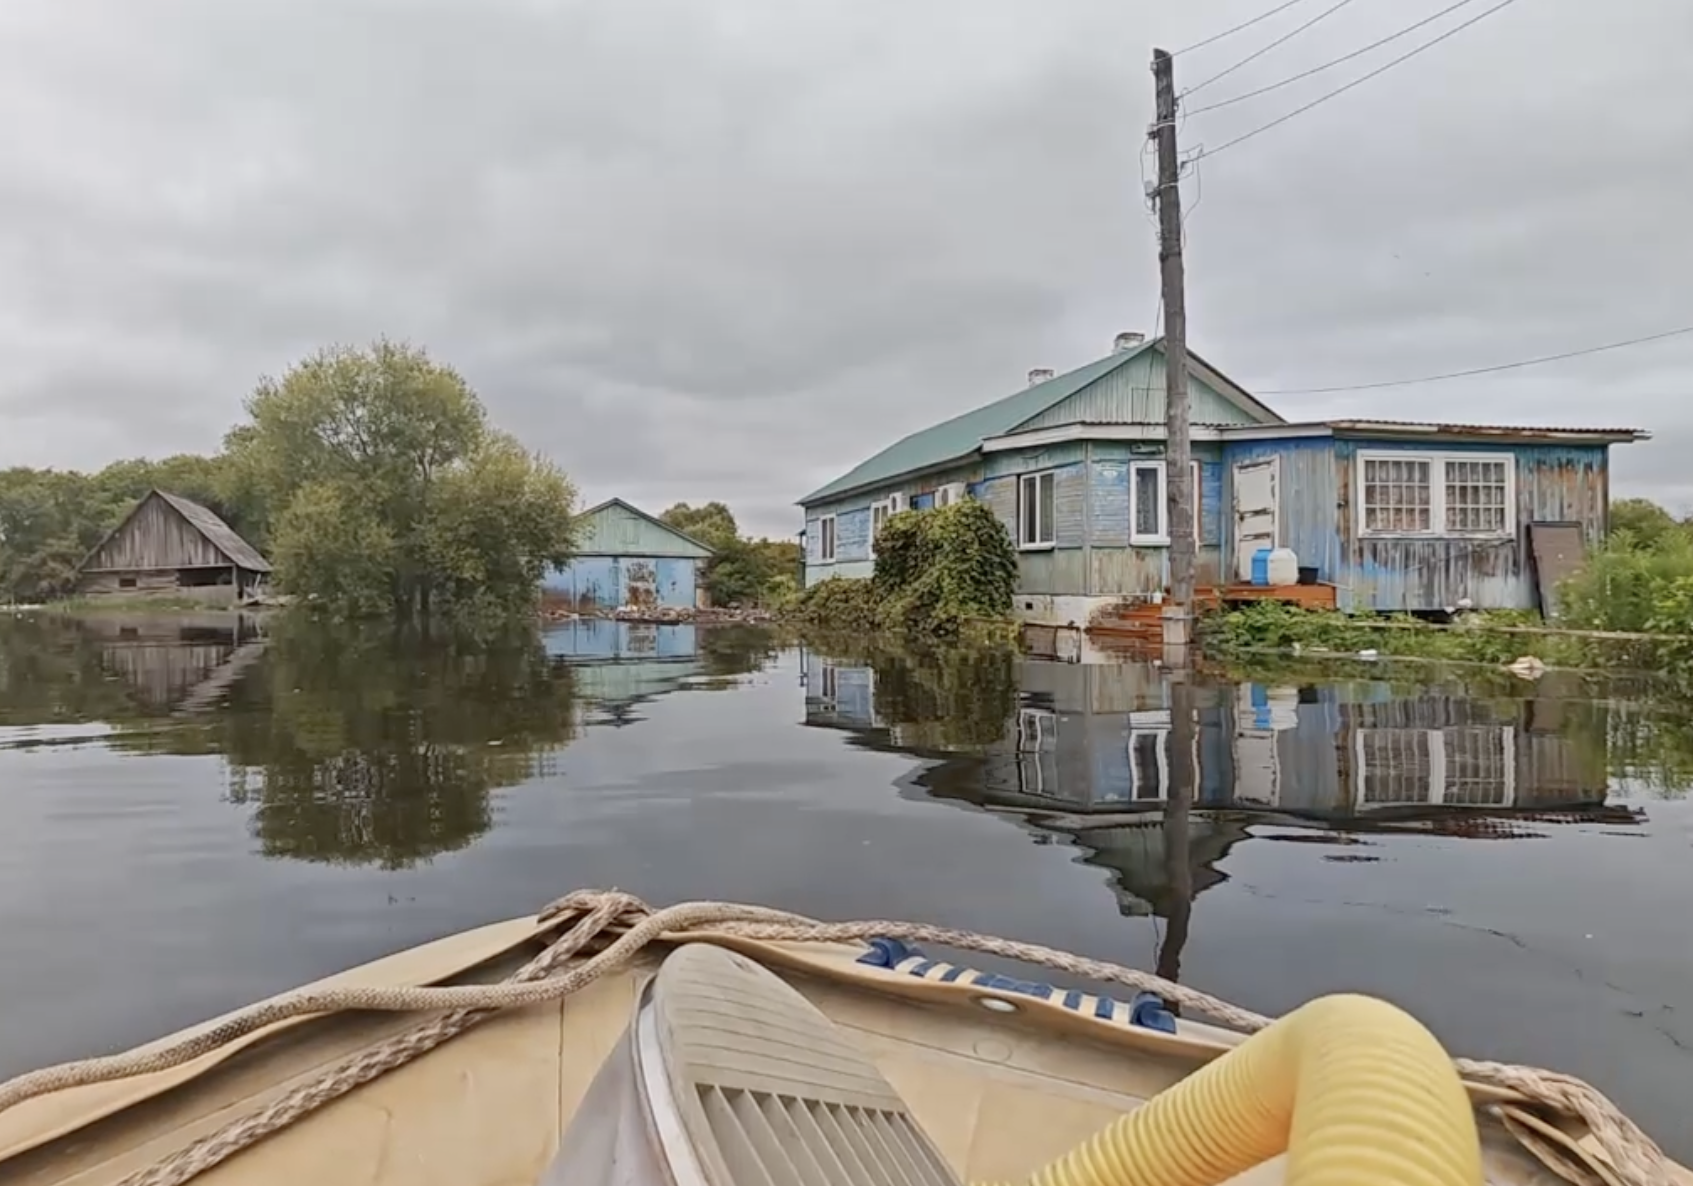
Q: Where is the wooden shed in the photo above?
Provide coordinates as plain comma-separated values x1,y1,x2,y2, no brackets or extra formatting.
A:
75,490,271,605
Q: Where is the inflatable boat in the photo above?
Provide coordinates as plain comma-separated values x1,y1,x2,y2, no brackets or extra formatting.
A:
0,891,1678,1186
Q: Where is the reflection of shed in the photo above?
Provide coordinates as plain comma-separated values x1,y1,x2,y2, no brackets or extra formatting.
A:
543,499,714,612
543,619,704,720
84,613,265,712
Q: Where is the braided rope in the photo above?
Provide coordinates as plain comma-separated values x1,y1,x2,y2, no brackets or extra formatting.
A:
0,890,1671,1186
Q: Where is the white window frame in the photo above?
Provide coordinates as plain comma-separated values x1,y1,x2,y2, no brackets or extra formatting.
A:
817,514,837,564
1129,460,1169,546
1016,707,1058,797
869,500,892,558
1191,459,1203,543
1357,451,1516,539
1018,470,1057,550
1352,726,1516,807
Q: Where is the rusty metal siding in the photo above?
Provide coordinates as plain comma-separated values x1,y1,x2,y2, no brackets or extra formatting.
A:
1220,437,1342,585
85,494,227,571
1333,439,1609,612
1017,353,1265,431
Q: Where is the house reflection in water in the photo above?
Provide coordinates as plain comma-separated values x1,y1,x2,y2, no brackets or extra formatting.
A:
802,650,1611,818
543,619,706,727
802,646,1621,959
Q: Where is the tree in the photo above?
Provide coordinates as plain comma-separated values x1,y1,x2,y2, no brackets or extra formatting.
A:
225,339,576,622
1609,498,1682,549
659,501,740,552
657,502,804,607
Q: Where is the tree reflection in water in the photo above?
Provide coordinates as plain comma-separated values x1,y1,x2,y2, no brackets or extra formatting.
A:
216,619,579,868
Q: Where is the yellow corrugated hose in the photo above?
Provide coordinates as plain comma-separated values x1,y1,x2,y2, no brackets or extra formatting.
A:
994,993,1483,1186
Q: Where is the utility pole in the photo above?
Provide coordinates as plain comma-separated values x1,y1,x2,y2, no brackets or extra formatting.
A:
1151,47,1194,648
1152,48,1199,837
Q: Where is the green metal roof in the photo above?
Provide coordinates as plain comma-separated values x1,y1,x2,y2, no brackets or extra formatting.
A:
798,344,1152,506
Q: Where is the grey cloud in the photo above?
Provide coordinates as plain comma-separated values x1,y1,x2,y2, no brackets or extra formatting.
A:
1,0,1689,536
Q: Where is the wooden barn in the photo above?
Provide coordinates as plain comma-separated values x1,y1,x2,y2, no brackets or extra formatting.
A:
75,490,271,605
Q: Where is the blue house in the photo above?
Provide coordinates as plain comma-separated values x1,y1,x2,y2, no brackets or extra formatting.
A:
797,332,1645,621
544,498,714,612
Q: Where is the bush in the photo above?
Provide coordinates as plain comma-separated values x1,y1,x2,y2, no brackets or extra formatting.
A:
791,500,1018,640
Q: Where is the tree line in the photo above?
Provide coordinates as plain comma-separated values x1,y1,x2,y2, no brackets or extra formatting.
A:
1,340,576,623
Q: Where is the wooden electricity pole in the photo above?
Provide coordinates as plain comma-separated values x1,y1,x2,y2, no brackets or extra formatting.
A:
1152,47,1199,832
1151,48,1195,642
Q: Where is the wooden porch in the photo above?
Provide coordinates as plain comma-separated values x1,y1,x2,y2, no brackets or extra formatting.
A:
1088,582,1338,641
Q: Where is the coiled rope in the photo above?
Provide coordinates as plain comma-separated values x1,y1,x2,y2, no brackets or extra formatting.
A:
0,890,1672,1186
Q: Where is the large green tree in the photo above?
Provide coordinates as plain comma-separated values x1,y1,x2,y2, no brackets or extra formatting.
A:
226,340,577,622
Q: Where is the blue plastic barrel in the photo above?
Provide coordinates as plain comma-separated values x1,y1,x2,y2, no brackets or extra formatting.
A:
1250,547,1272,586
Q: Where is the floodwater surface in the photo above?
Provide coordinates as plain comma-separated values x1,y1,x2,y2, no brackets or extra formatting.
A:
1,612,1690,1160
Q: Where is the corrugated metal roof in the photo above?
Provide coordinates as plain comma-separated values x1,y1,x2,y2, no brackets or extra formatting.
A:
156,491,272,572
1322,419,1648,441
798,345,1154,505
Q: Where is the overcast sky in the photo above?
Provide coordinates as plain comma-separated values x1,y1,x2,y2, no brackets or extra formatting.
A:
1,0,1689,536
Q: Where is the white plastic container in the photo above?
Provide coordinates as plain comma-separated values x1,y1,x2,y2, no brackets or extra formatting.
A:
1266,547,1299,587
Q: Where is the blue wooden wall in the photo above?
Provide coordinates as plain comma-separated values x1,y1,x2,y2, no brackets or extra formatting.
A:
543,555,699,610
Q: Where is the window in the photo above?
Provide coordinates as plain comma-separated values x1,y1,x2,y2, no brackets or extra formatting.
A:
1016,708,1058,797
817,515,837,563
118,577,137,589
870,500,891,556
1359,452,1513,537
1354,726,1516,807
1129,461,1168,545
1019,470,1056,548
1191,459,1203,542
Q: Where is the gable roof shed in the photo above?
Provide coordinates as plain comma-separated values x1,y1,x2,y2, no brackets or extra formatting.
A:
80,489,271,574
573,498,716,560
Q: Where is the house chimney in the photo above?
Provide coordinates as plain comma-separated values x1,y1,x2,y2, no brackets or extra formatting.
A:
1027,367,1055,387
1113,331,1146,354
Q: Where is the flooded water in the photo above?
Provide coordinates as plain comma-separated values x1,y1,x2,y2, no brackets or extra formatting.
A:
2,611,1691,1160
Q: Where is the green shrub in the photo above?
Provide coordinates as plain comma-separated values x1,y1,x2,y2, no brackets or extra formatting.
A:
791,499,1018,640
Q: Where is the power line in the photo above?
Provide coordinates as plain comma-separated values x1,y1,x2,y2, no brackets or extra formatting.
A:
1186,0,1367,96
1174,0,1315,56
1192,0,1524,162
1186,0,1482,116
1257,324,1693,396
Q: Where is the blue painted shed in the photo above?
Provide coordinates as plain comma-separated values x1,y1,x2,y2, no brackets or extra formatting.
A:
544,498,715,612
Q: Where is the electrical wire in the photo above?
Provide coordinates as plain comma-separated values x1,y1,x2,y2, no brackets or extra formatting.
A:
1173,0,1315,56
1191,0,1524,162
1185,0,1367,96
1255,324,1693,395
1185,0,1481,116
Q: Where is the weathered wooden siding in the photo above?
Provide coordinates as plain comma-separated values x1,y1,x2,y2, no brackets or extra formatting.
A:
1334,440,1609,613
543,555,699,610
1219,437,1343,585
1016,352,1266,431
76,569,242,604
85,494,227,571
576,502,714,559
